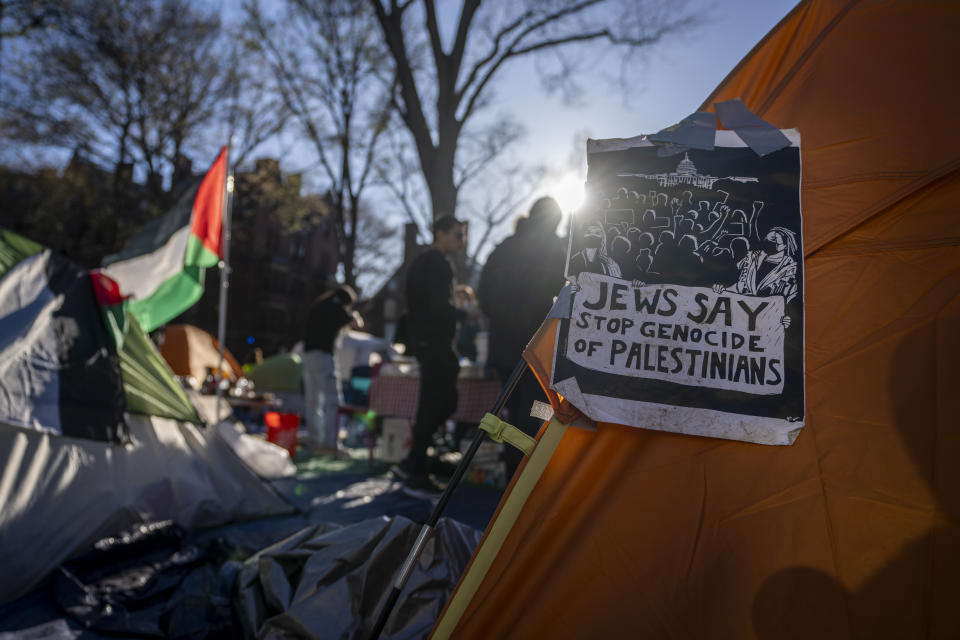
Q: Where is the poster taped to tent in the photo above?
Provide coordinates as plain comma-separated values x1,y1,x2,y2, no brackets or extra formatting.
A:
552,130,804,444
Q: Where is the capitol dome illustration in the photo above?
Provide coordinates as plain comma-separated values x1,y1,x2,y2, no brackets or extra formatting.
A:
616,151,757,190
676,153,697,176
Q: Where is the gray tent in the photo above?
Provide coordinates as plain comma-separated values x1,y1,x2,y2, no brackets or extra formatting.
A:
0,230,292,603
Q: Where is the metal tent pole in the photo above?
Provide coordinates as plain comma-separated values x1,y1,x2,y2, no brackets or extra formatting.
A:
367,358,528,640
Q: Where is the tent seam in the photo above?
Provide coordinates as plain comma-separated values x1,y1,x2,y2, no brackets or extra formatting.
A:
808,159,960,258
814,237,960,257
804,170,926,188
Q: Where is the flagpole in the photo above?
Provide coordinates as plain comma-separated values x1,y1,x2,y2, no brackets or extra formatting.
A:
215,145,234,421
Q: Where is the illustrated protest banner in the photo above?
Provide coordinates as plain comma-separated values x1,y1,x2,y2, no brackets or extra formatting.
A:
551,130,804,444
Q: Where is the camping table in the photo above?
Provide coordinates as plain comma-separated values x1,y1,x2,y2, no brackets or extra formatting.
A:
226,394,281,410
367,373,505,478
368,374,502,423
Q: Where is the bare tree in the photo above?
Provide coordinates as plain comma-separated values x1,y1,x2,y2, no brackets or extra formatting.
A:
209,35,291,171
352,202,400,295
369,0,697,225
0,1,69,51
374,116,432,242
244,0,394,289
0,0,292,270
0,0,239,212
460,160,548,269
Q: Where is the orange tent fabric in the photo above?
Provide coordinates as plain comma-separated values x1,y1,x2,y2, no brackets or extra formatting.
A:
437,1,960,638
158,324,243,383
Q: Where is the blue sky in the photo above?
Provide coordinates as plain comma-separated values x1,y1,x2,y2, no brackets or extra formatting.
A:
497,0,800,216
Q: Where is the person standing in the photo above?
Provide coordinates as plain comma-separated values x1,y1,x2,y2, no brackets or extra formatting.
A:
302,285,362,457
395,215,466,495
454,284,481,363
478,197,567,479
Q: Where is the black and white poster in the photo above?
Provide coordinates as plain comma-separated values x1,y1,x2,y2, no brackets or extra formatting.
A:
551,130,804,445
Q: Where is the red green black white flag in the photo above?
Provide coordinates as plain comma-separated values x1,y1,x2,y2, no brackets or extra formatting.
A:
99,147,227,332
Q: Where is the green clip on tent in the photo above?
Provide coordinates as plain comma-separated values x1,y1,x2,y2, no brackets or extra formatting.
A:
432,1,960,638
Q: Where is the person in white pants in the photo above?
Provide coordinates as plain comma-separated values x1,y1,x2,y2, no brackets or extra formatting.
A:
302,285,362,456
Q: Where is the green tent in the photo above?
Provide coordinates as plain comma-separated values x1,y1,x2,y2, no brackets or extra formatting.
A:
247,352,302,393
118,311,201,423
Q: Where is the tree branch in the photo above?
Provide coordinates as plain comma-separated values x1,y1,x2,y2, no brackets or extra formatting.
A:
368,0,436,172
455,7,534,102
422,0,445,67
459,1,609,123
449,0,480,75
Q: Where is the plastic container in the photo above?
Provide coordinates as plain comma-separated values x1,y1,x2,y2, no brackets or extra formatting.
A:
264,411,299,457
376,417,412,463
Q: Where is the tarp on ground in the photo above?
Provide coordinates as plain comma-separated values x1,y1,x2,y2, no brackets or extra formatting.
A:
0,411,293,604
236,516,481,640
433,1,960,638
159,323,243,383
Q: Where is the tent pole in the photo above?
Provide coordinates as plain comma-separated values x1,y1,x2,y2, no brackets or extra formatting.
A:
215,146,234,421
367,358,527,640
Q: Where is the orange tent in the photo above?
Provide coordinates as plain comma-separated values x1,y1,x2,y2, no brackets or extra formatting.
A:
433,1,960,638
158,324,243,384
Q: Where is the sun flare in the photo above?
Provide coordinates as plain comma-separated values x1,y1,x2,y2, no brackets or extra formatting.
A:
544,172,585,215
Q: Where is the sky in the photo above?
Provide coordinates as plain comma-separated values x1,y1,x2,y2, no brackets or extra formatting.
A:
497,0,799,219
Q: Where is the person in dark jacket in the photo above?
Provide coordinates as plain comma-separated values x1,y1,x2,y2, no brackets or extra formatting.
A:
303,284,362,456
477,196,567,479
395,215,466,495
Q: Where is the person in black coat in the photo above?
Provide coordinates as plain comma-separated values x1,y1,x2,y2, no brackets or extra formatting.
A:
478,196,567,479
395,215,466,494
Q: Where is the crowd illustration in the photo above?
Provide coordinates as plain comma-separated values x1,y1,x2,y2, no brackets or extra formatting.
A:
572,185,799,304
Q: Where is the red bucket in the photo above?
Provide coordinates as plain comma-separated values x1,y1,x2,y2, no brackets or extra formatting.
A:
264,412,299,457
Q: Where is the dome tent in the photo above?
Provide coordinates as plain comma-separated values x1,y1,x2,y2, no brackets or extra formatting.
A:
247,352,303,393
159,323,244,384
433,1,960,638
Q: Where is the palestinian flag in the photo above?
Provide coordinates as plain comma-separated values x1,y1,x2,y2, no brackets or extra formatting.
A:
0,229,127,442
100,147,227,332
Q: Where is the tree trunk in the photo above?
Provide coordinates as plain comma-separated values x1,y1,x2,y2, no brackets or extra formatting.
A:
426,160,458,223
425,108,461,220
343,193,359,290
342,240,356,290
